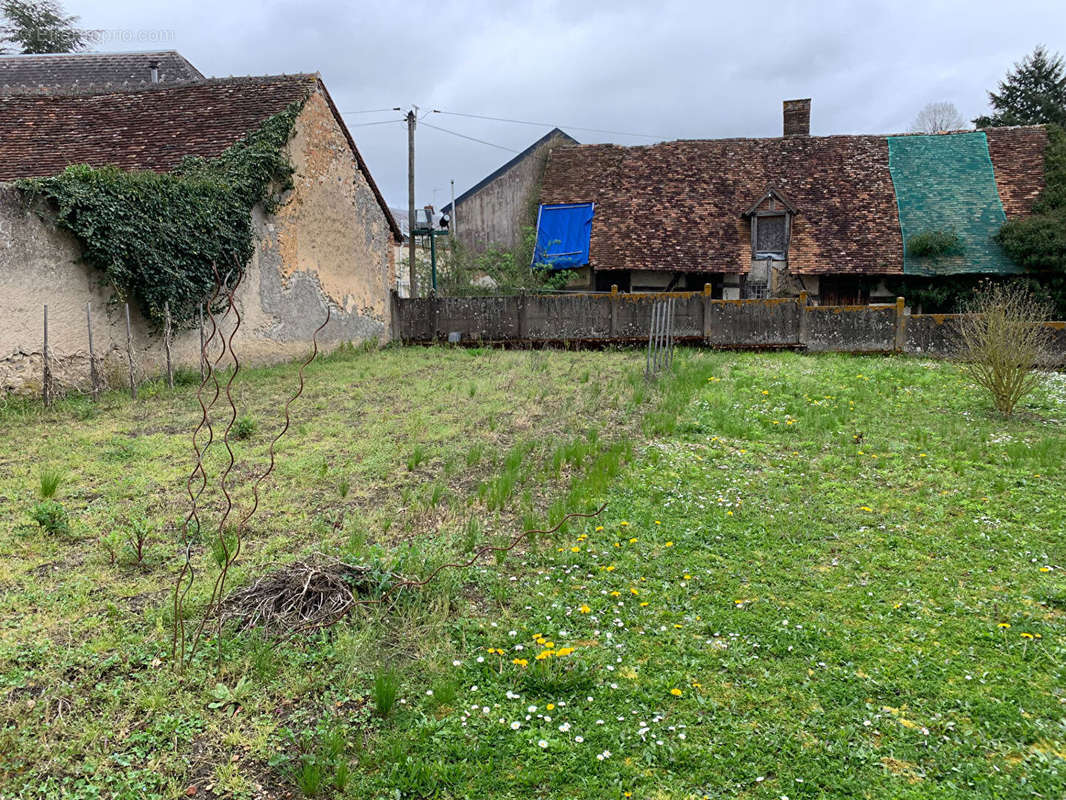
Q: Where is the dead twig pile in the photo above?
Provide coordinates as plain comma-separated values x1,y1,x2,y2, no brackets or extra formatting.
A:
217,556,400,634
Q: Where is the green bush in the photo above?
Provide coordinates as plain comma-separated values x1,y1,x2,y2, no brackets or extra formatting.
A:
907,229,964,258
232,415,257,440
31,500,70,537
995,124,1066,313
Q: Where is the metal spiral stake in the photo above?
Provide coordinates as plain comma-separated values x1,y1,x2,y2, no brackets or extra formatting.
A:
644,296,676,380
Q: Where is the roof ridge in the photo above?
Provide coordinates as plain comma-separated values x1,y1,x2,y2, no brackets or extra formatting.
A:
558,126,1048,150
0,49,185,60
0,73,317,100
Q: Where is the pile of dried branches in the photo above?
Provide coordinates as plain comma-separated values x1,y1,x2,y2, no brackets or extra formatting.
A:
217,556,400,635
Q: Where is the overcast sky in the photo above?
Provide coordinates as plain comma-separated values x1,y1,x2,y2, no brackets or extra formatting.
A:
67,0,1066,211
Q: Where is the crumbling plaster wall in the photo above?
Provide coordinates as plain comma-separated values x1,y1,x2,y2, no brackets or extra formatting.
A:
0,87,395,394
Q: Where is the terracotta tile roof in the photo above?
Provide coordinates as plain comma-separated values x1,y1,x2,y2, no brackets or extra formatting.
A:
0,50,203,94
985,126,1048,217
0,75,317,181
540,127,1047,275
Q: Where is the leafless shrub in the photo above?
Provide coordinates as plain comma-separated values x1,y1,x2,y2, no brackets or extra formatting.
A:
954,282,1053,416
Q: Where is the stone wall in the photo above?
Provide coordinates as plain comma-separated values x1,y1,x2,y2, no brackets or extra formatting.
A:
0,87,396,395
392,290,1066,364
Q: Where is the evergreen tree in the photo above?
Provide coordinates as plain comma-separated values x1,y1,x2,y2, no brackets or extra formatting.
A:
974,46,1066,128
0,0,84,55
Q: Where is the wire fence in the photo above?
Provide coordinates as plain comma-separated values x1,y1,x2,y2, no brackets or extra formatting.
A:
644,297,675,379
28,300,199,408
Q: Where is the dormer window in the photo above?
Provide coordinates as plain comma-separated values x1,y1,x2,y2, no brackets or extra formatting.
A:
754,213,787,258
744,187,796,261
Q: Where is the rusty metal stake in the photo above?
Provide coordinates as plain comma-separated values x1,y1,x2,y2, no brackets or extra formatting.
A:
86,302,99,401
42,305,52,407
124,302,136,400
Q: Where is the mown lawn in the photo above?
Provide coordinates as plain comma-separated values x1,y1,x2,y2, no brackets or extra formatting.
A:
0,346,1064,799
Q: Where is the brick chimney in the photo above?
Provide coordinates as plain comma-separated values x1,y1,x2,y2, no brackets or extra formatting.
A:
783,98,811,137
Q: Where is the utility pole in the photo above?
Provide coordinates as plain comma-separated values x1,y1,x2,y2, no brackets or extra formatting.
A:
450,179,456,244
406,106,418,298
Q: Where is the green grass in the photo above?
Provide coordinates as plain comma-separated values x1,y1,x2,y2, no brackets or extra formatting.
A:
1,347,1064,798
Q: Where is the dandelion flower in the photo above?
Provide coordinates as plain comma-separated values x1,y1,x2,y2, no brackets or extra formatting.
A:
665,541,674,547
670,688,683,697
579,605,591,614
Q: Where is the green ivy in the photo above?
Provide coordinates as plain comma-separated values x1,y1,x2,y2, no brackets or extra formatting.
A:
906,229,963,258
995,124,1066,276
17,100,305,325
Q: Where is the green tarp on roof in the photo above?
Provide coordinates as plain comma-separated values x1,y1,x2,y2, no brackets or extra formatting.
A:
887,132,1021,276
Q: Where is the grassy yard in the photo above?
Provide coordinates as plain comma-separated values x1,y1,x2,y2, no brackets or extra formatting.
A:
0,346,1064,798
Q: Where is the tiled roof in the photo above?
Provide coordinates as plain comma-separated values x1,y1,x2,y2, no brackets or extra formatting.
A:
0,50,203,93
540,127,1047,275
0,75,317,181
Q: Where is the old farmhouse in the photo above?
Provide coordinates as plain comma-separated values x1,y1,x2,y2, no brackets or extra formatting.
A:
0,68,401,393
535,99,1047,303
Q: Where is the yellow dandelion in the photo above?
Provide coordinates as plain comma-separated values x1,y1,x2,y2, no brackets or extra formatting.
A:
998,623,1011,629
512,658,528,667
579,604,591,614
670,688,683,697
1021,633,1034,640
571,546,580,553
665,541,674,547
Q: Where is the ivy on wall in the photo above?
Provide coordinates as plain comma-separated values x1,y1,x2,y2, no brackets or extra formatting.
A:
17,100,305,325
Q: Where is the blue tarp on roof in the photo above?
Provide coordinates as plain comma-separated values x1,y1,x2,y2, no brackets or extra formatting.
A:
533,202,594,270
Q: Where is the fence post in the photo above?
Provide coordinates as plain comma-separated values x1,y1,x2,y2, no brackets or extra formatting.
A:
797,291,809,348
702,283,712,341
517,295,528,341
124,302,137,400
609,285,619,338
86,302,99,401
388,289,399,342
42,305,52,408
164,301,174,389
894,296,906,353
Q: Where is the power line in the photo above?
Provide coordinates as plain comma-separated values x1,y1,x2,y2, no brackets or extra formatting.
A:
420,121,519,153
340,107,400,115
347,119,405,128
432,109,664,140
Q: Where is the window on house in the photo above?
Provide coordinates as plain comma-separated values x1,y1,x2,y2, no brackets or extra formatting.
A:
753,213,787,257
